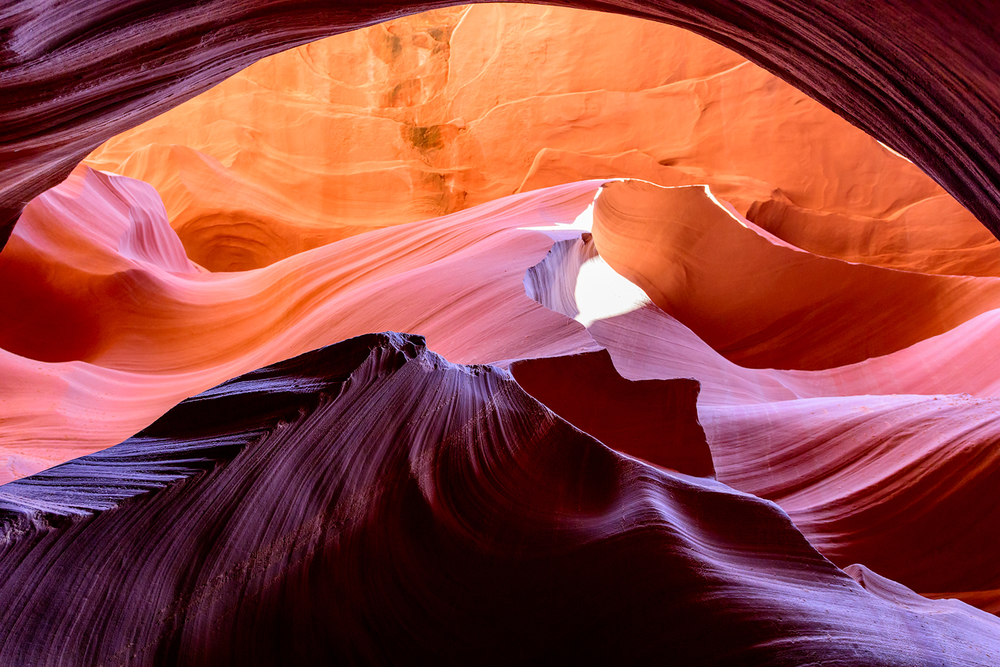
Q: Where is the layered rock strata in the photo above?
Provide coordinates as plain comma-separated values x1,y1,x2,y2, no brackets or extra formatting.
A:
3,332,1000,665
524,201,1000,612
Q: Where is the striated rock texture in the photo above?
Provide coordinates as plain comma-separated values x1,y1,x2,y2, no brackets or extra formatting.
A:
523,203,1000,613
4,332,1000,665
9,168,998,476
82,5,999,273
7,164,1000,623
0,165,602,481
2,1,1000,251
5,2,1000,656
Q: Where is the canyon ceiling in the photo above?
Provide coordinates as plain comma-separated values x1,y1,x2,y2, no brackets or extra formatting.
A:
2,1,1000,246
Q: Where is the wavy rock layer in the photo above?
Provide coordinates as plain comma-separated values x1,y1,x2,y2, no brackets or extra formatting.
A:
81,4,998,274
11,170,995,480
703,394,1000,613
523,217,1000,612
6,164,1000,624
2,0,1000,252
0,166,601,482
3,332,1000,665
591,180,1000,370
5,2,1000,657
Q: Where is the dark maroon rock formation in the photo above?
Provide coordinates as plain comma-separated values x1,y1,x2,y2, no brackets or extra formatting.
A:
2,1,999,249
2,332,1000,665
510,350,715,477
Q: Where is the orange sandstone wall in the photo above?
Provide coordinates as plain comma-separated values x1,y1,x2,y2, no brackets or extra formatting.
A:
84,5,999,275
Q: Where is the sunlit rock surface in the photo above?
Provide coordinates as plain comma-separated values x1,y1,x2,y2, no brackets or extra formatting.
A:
590,180,1000,370
84,5,1000,273
524,212,1000,612
0,166,602,481
4,0,1000,249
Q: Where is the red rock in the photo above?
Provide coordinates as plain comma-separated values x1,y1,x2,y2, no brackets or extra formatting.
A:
510,349,713,477
523,200,1000,612
81,5,999,274
4,1,1000,658
591,180,1000,370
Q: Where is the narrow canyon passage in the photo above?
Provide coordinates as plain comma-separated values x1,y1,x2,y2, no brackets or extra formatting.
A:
3,4,1000,664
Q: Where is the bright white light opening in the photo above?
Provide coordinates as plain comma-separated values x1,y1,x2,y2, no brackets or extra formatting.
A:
574,254,649,327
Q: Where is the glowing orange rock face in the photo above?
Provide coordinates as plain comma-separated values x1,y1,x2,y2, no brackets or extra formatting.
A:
84,4,999,275
590,181,1000,370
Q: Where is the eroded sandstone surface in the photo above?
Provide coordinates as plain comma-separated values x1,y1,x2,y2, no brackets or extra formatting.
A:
4,4,1000,664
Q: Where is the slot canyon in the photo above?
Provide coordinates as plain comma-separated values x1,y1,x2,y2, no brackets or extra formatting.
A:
3,2,1000,664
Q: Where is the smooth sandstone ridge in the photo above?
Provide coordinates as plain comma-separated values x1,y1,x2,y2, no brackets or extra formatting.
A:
523,207,1000,612
0,165,603,481
4,333,1000,665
